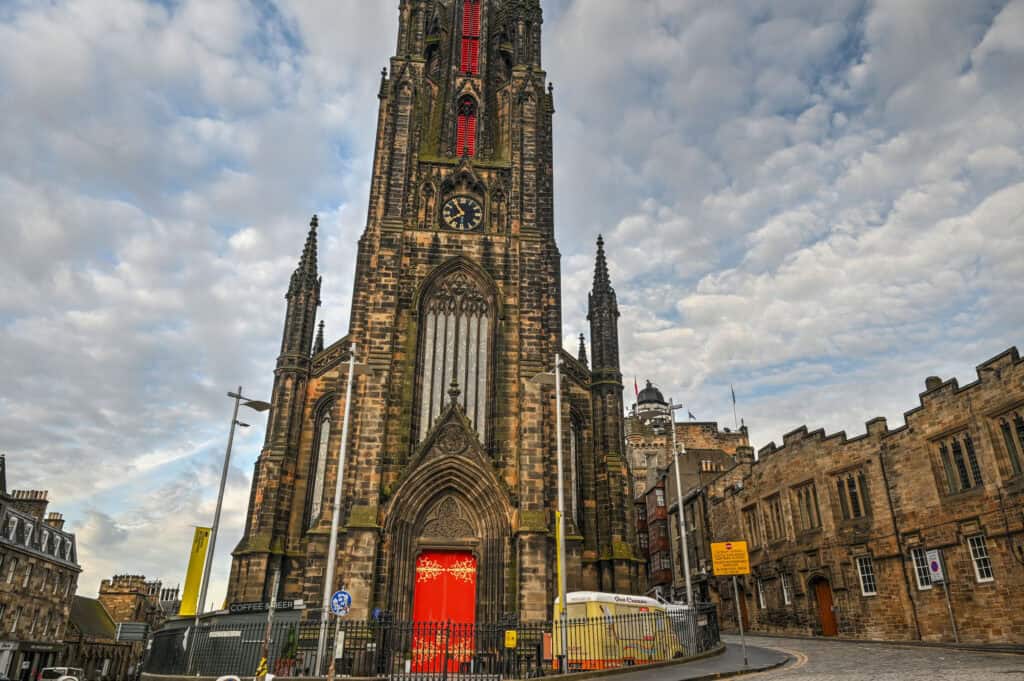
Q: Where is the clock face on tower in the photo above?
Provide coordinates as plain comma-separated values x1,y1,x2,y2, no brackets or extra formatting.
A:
442,196,483,231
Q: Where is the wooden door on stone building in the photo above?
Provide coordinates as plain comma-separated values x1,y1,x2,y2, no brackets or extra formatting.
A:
411,551,478,672
813,579,837,636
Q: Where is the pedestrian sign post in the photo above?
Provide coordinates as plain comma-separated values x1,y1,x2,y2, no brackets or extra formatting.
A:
711,541,750,667
711,541,750,576
330,590,352,616
925,549,959,644
327,590,352,681
925,549,944,583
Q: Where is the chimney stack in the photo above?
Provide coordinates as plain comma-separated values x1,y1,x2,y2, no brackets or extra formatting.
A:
46,512,65,531
10,489,50,520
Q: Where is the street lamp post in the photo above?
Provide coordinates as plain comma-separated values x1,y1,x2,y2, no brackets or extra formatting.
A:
554,354,569,675
531,355,568,674
315,344,369,675
188,387,270,674
667,398,693,607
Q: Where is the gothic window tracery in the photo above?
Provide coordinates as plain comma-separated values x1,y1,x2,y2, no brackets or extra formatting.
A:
417,270,493,443
569,416,584,530
307,409,332,529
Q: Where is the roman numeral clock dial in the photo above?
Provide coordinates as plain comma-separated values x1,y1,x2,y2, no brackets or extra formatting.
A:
442,196,483,231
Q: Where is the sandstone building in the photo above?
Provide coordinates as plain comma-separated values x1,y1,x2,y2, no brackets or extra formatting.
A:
227,0,642,624
0,456,81,680
686,348,1024,644
63,575,178,681
625,381,749,601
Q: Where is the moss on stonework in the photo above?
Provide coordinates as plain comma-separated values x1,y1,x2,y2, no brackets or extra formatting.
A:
347,504,380,529
237,534,274,553
519,509,547,532
611,541,634,560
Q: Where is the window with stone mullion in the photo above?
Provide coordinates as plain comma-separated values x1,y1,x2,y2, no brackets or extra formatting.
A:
938,442,957,492
417,272,492,443
963,433,983,486
1001,418,1022,476
950,439,972,491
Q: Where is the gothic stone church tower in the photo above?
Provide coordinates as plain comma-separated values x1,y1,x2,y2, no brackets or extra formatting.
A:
227,0,642,623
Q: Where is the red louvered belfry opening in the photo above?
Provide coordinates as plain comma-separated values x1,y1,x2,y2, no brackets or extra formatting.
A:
457,97,477,157
460,0,481,75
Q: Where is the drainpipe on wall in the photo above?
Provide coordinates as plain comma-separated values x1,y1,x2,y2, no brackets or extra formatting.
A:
878,441,922,641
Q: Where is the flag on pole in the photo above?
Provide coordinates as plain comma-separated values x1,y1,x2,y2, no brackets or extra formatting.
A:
688,411,696,420
634,376,639,401
731,384,736,406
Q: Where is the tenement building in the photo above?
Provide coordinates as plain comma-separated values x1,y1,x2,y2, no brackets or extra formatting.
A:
702,348,1024,644
626,380,750,600
228,0,642,624
0,456,81,679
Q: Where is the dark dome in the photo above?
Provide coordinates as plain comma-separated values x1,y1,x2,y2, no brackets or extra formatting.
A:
637,380,666,405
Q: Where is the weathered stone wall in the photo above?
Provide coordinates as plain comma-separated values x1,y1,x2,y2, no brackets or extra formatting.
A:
702,347,1024,644
226,0,641,624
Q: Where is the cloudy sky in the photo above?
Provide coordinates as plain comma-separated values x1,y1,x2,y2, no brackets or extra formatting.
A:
1,0,1022,604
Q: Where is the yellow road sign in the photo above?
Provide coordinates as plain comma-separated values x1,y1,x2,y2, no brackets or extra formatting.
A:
711,541,750,576
504,630,518,649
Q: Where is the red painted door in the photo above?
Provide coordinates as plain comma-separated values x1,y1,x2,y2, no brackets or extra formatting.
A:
412,551,478,672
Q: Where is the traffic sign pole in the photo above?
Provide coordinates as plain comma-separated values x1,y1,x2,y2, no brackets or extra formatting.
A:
732,576,747,667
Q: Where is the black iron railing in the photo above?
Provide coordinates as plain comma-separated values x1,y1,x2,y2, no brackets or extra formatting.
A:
143,603,719,679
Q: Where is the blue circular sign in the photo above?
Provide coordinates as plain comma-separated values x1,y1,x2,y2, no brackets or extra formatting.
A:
331,590,352,615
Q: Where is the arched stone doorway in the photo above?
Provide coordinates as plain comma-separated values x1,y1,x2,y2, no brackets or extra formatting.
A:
379,406,513,623
808,576,838,636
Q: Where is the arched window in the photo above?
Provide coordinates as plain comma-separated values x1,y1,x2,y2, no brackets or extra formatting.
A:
307,411,332,529
457,97,477,157
460,0,481,75
569,417,584,530
417,270,493,443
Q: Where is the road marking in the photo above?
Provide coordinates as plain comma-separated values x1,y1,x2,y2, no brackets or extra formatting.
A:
741,645,809,678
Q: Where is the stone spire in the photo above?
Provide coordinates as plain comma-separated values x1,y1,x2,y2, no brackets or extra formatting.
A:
313,320,325,355
588,235,620,372
290,215,319,295
578,334,588,368
592,234,612,298
279,215,322,360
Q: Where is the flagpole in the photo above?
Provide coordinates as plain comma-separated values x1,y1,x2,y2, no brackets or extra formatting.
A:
731,385,738,430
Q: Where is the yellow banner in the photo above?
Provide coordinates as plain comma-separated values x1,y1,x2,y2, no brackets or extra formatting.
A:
179,527,211,617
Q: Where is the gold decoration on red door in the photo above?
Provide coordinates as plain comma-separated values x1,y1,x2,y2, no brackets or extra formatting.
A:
416,554,477,583
448,557,477,583
416,556,445,582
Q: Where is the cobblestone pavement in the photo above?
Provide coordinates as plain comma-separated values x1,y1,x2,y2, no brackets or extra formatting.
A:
724,634,1024,680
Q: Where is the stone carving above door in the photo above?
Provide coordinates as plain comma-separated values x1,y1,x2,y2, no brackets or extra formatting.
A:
420,497,475,538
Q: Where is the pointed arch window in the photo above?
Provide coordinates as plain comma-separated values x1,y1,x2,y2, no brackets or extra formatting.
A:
456,97,477,157
417,270,493,443
307,409,332,529
460,0,481,75
569,416,584,530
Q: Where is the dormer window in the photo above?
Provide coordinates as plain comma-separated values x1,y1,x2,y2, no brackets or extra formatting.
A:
456,97,477,157
6,517,16,541
460,0,481,75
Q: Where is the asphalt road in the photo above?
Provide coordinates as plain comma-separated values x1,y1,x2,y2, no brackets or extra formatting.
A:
725,634,1024,680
